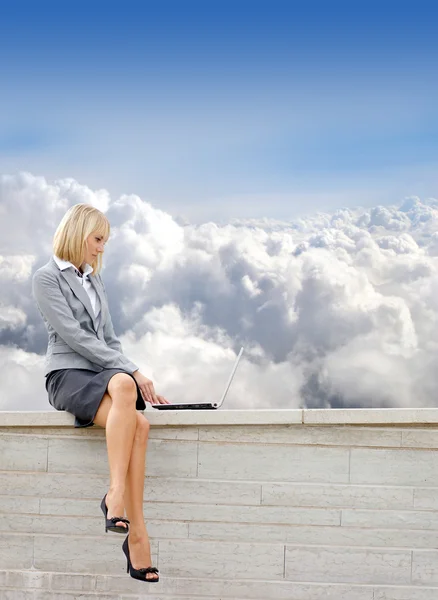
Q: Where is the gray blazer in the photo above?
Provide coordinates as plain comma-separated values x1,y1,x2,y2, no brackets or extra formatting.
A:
32,257,138,376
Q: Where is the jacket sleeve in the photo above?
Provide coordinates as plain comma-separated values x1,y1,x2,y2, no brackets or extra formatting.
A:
32,269,138,373
97,274,123,354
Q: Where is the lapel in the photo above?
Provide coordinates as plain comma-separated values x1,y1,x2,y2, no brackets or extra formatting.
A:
60,268,97,328
51,257,105,332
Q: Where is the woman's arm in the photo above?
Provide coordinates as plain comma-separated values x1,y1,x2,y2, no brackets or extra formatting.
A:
32,269,138,373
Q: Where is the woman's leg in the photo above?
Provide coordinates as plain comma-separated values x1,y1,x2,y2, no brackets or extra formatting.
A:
123,412,149,532
123,414,158,579
94,381,157,580
94,373,137,528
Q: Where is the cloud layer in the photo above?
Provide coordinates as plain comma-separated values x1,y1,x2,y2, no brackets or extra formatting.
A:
2,172,438,412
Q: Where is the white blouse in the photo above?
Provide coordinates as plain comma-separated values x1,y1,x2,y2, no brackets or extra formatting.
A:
53,255,101,330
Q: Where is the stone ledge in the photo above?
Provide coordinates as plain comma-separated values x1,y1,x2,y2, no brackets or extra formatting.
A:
303,408,438,425
1,407,438,427
0,409,302,427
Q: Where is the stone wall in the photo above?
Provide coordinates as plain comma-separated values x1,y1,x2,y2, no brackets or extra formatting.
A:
2,407,438,599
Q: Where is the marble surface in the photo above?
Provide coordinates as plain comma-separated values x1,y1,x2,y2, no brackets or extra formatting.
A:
3,407,438,427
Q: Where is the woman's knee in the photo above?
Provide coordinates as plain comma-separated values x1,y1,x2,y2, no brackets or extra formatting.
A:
107,373,137,409
134,412,150,444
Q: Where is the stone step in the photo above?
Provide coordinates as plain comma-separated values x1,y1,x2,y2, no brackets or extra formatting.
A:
4,512,438,550
5,533,438,586
1,590,218,600
3,472,434,509
3,570,438,600
0,471,262,504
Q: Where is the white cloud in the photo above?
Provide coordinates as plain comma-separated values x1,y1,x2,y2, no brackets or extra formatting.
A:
2,173,438,411
0,345,49,411
0,306,27,331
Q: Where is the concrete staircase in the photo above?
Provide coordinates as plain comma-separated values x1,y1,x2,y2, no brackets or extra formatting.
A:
2,408,438,599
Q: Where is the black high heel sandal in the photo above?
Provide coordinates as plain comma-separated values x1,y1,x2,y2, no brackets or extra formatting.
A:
122,535,160,582
100,493,130,534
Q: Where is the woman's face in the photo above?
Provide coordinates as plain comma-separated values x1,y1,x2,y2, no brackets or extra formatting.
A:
84,232,107,265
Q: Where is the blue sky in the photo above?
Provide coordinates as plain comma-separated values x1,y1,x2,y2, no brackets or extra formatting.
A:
1,0,438,221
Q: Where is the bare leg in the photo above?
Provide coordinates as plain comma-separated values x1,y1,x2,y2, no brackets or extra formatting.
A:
123,414,148,531
123,414,158,580
94,386,158,580
94,373,137,529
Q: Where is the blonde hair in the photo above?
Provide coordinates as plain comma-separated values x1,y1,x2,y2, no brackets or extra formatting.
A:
53,204,110,275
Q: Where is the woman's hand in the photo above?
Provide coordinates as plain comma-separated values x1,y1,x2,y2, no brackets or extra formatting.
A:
132,370,171,405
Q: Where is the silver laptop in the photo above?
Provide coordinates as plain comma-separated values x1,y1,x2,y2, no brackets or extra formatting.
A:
153,347,244,410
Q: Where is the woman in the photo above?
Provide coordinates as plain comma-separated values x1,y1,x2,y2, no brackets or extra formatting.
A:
32,203,170,583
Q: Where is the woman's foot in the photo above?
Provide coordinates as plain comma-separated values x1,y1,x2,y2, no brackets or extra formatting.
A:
105,489,128,531
127,529,159,581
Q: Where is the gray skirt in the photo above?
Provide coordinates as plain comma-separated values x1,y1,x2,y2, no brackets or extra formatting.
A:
45,368,146,428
